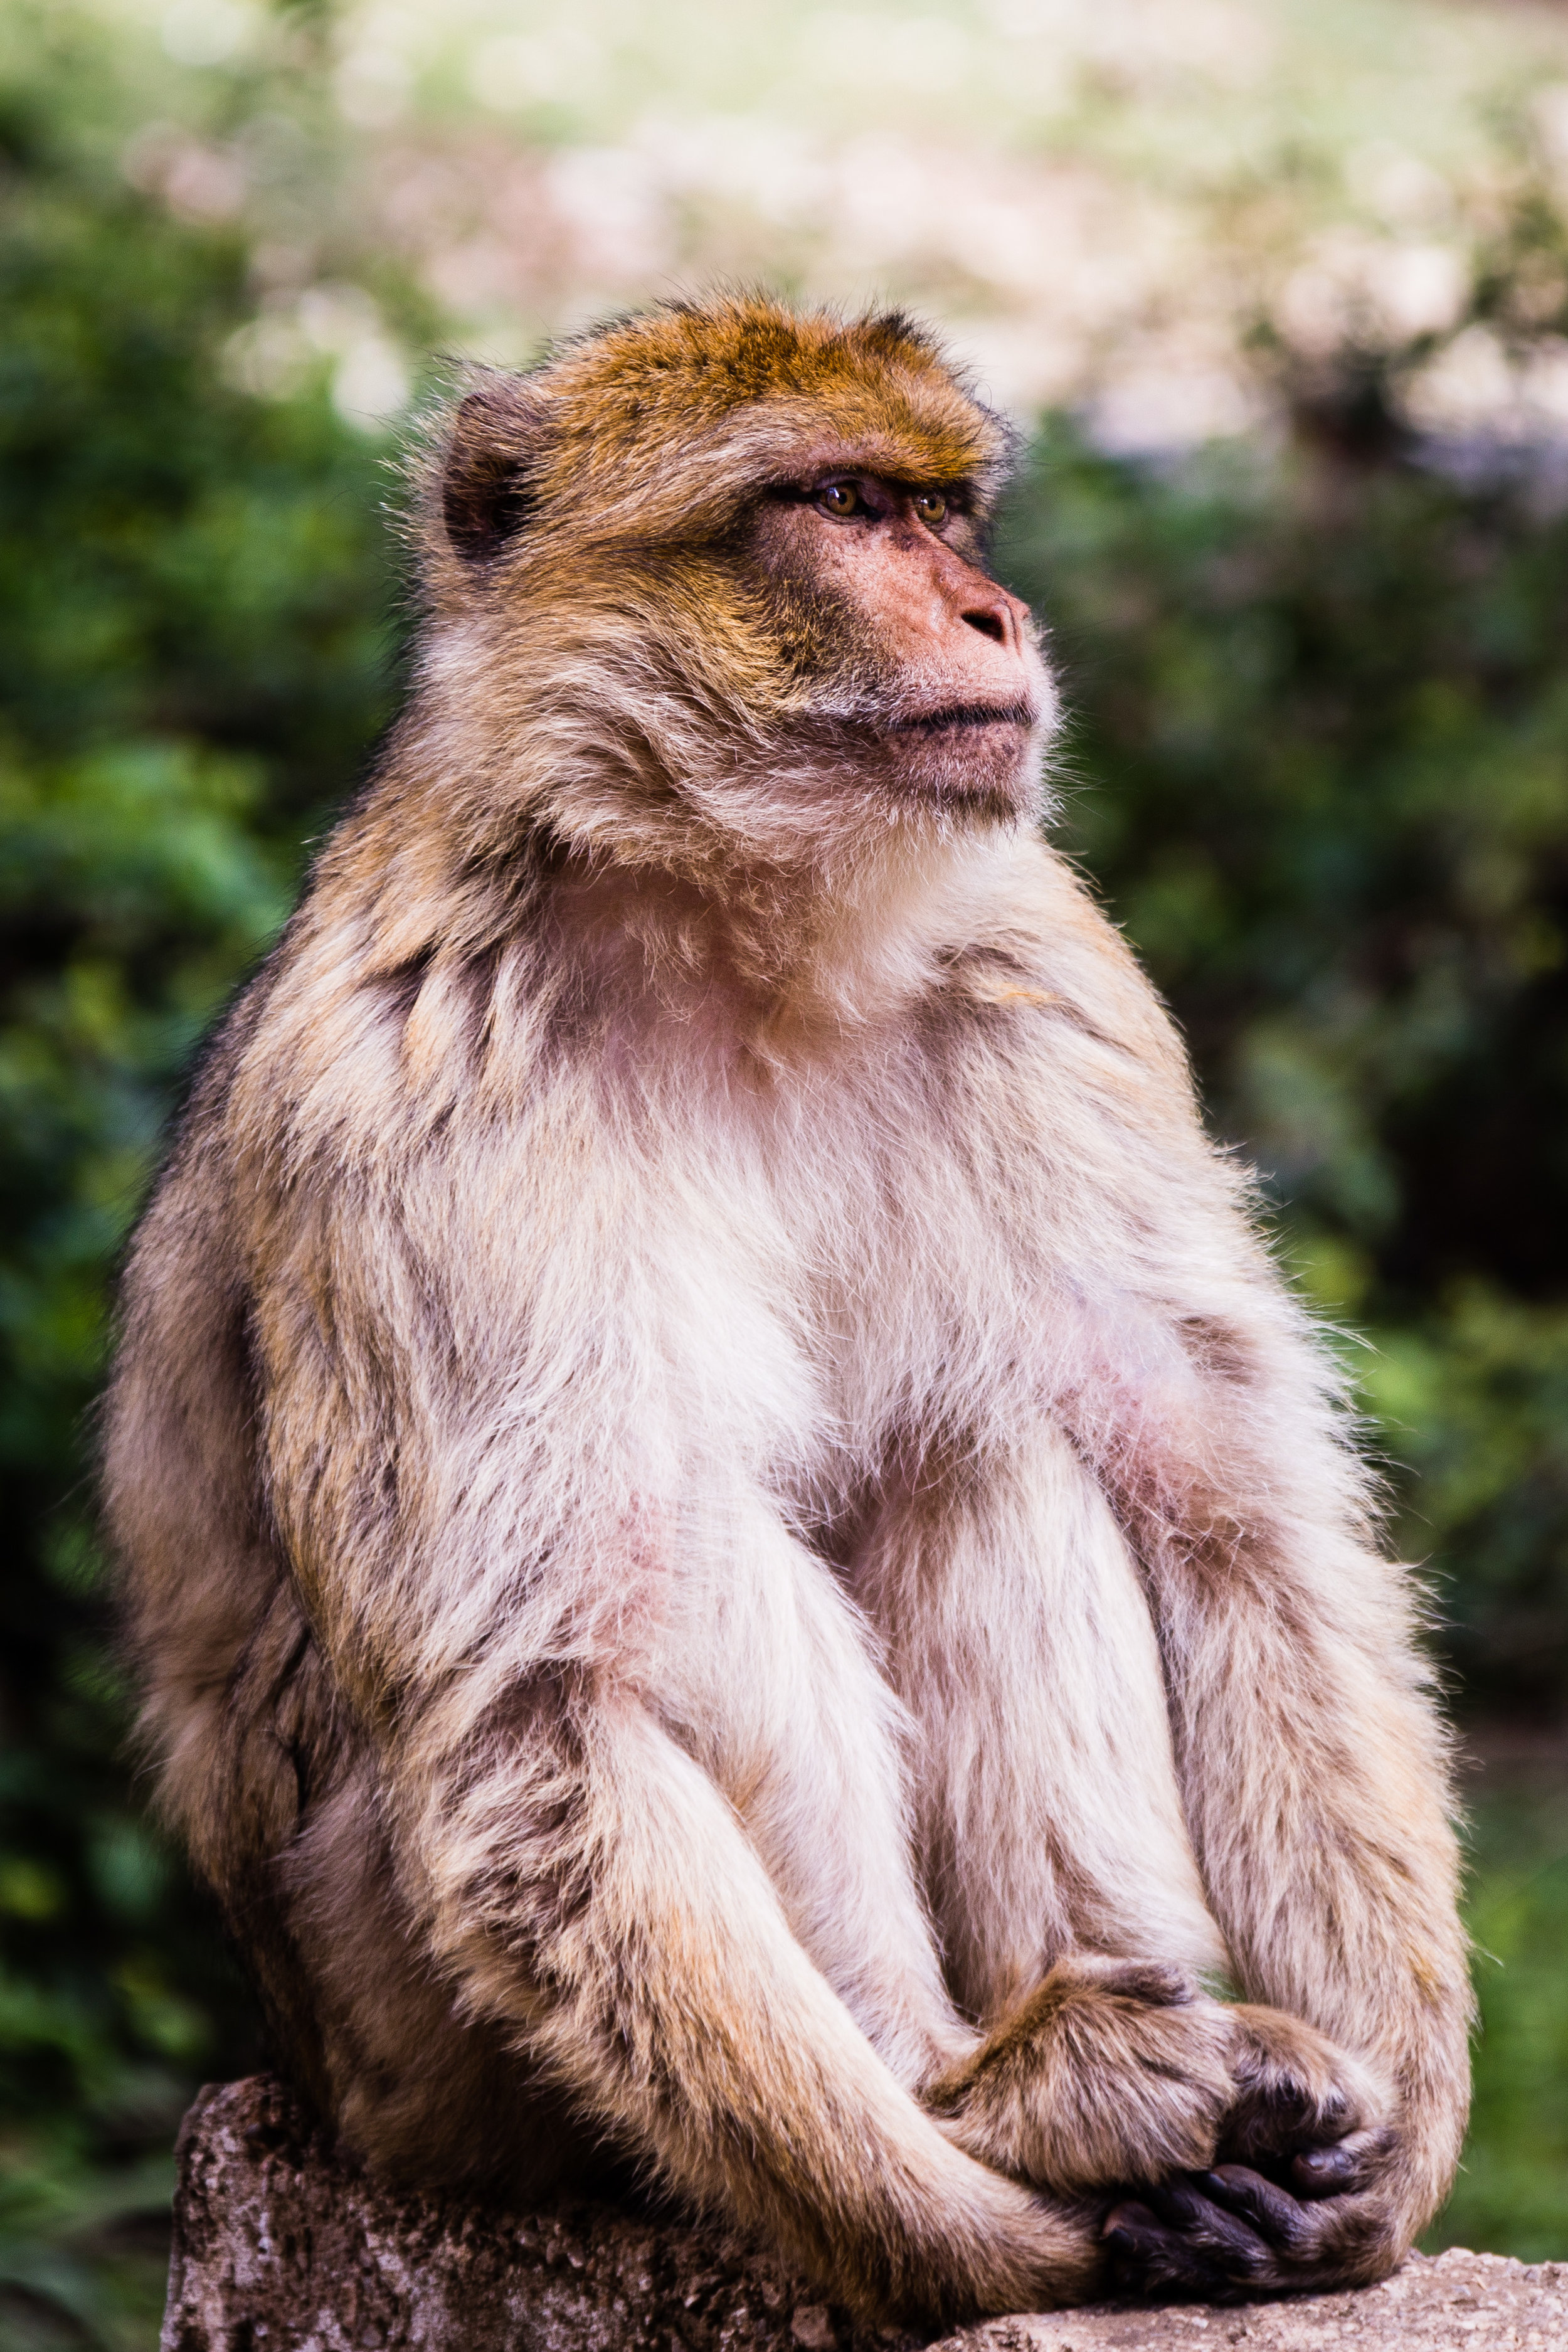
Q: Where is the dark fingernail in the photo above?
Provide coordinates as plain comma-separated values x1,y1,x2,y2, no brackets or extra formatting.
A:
1108,2200,1157,2226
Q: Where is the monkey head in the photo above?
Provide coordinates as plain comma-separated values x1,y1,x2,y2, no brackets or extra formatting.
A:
418,299,1056,881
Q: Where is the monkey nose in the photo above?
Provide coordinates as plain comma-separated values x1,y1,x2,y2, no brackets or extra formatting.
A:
963,593,1025,649
959,591,1024,654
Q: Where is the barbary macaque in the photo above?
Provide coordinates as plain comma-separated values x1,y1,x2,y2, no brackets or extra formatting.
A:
105,298,1470,2324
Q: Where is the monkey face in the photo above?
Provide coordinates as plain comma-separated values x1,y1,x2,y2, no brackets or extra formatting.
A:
738,467,1051,828
424,299,1056,872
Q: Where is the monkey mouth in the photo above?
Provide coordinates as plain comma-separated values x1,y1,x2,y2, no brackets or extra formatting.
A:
893,701,1037,736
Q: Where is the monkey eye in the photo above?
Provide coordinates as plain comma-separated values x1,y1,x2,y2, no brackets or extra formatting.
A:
812,480,862,519
914,490,948,527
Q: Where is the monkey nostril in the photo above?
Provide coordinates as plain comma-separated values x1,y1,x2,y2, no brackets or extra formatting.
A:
963,609,1007,644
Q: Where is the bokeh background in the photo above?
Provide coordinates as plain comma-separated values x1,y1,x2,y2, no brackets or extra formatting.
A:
5,0,1568,2340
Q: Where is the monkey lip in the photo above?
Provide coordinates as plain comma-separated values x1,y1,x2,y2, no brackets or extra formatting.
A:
892,701,1037,736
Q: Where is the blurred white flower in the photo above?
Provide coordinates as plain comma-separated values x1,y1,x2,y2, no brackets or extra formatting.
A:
1346,143,1453,231
333,337,411,426
1402,325,1514,435
161,0,258,68
1533,84,1568,171
1279,232,1467,354
635,116,829,228
544,147,671,278
223,282,408,427
946,316,1089,415
1088,334,1265,453
1406,331,1568,447
981,0,1269,88
223,315,311,400
336,46,415,129
122,125,246,221
297,282,381,355
830,135,931,263
800,13,972,93
470,29,603,110
1371,244,1468,341
1520,339,1568,430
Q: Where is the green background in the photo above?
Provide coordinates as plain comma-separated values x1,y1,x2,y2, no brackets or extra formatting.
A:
2,4,1565,2341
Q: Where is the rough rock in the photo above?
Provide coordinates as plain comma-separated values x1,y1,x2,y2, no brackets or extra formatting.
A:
162,2077,1567,2351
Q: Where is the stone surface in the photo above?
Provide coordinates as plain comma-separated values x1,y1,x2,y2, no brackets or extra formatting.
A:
162,2077,1567,2352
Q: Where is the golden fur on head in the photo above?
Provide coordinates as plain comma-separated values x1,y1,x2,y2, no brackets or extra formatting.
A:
421,295,1014,588
391,296,1037,895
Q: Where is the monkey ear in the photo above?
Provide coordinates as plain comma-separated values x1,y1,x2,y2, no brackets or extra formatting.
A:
441,378,549,565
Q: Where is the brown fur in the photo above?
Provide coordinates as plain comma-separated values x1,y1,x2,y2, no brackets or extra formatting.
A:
104,298,1470,2323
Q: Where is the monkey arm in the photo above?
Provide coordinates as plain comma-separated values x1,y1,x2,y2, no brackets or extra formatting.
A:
1064,1212,1471,2287
1141,1511,1470,2287
965,858,1470,2289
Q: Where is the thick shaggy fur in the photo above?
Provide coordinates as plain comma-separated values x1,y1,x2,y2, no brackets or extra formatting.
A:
104,299,1470,2324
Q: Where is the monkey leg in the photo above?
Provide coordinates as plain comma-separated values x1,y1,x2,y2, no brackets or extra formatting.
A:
857,1422,1228,2023
659,1498,982,2093
856,1428,1243,2196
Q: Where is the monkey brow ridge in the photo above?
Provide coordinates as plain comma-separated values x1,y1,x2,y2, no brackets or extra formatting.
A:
531,296,1012,490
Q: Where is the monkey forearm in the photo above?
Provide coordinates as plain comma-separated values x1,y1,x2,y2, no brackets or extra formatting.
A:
1165,1584,1471,2231
1056,1271,1471,2227
393,1692,1099,2321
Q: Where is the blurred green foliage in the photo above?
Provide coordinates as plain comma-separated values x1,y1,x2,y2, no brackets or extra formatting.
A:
1,9,400,2338
1,5,1567,2343
1442,1769,1568,2260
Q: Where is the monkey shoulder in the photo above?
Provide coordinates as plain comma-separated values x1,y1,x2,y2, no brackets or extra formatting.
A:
931,841,1192,1108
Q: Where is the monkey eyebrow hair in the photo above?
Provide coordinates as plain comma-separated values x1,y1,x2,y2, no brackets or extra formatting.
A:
766,475,977,510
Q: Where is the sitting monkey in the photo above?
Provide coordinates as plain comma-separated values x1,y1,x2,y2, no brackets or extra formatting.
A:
105,298,1470,2325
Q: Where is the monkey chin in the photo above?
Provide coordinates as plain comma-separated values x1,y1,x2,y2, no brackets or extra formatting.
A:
867,708,1043,830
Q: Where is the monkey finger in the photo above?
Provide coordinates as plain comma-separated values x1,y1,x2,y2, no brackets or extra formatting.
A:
1103,2200,1234,2299
1108,1960,1199,2009
1290,2127,1394,2200
1059,1953,1199,2009
1197,2163,1316,2252
1142,2178,1272,2279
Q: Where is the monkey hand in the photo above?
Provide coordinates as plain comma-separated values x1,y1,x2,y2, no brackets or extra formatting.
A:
1103,2006,1404,2299
1101,2143,1403,2302
926,1953,1239,2199
1218,2003,1387,2178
